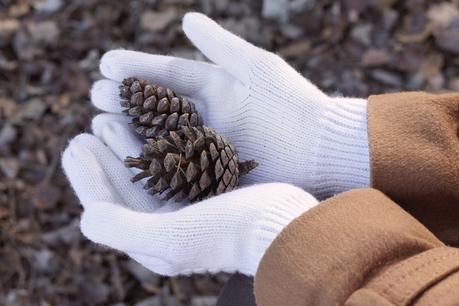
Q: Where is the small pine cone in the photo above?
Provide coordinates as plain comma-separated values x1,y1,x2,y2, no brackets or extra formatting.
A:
120,77,203,138
125,126,258,202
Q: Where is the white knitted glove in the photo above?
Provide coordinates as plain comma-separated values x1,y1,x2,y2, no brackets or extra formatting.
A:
91,12,370,199
62,133,318,276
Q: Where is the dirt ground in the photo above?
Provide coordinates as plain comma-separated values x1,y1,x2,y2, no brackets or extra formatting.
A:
1,0,458,305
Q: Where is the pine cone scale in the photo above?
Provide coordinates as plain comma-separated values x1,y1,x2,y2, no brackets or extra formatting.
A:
186,162,199,182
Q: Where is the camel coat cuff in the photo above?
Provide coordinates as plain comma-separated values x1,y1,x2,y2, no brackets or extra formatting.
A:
254,189,459,306
367,92,459,245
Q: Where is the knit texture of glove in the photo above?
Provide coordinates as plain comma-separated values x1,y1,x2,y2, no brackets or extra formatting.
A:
91,13,370,200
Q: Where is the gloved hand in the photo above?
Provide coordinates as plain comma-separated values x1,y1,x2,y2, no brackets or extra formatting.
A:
91,12,370,199
62,133,318,275
62,12,366,277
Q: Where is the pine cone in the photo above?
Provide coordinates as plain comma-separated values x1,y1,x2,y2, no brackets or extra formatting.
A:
119,77,203,138
125,126,258,202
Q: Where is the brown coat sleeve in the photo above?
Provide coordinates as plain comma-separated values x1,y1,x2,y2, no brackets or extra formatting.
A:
367,92,459,245
254,189,459,306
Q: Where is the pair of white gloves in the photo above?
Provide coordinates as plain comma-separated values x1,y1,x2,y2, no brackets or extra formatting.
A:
62,13,370,276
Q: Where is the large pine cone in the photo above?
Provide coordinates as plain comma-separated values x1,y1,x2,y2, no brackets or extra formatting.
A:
125,126,258,202
120,77,203,138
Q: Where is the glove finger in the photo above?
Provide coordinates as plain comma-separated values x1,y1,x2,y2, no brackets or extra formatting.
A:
90,74,232,118
67,134,159,212
91,113,131,137
62,139,123,206
91,79,124,113
80,189,252,258
183,12,258,84
80,201,162,255
154,200,183,213
129,253,188,276
91,114,143,164
81,202,197,275
100,49,222,97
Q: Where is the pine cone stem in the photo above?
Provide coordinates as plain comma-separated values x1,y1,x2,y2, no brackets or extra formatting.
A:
239,160,259,176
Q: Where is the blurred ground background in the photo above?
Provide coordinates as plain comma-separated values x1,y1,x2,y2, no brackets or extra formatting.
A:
0,0,458,305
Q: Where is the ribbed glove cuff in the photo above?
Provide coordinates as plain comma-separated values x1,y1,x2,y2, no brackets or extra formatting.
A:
241,187,318,275
313,97,370,199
